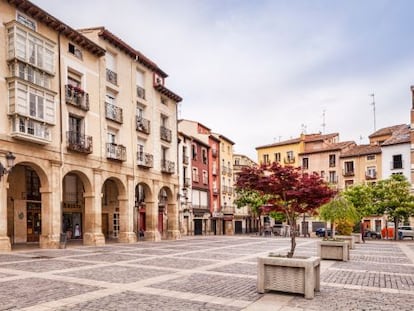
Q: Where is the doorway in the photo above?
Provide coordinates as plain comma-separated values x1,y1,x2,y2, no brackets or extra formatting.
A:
27,203,41,242
194,219,203,235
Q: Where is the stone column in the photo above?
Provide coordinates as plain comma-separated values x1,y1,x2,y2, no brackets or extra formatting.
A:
167,202,180,240
0,176,11,251
39,161,61,249
118,175,137,243
144,201,161,241
83,169,105,246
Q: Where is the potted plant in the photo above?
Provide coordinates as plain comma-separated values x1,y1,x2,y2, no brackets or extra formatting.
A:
236,162,335,299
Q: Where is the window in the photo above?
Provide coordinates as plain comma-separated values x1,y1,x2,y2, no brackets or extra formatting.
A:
287,151,294,161
202,170,208,184
367,154,376,161
329,154,336,167
274,152,281,162
392,154,403,169
68,43,82,60
345,180,354,188
68,71,81,88
106,51,117,84
344,161,354,175
8,25,54,72
320,171,325,179
136,70,145,99
328,171,337,183
263,154,269,165
366,166,376,178
192,144,197,160
302,157,309,169
202,148,207,164
234,158,240,165
161,97,167,105
113,213,119,238
192,167,199,182
69,115,83,135
107,129,116,144
17,12,36,30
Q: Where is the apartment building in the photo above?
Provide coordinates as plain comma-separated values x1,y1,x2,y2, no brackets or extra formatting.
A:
233,154,258,234
216,134,235,235
177,131,192,235
339,145,382,188
0,0,181,251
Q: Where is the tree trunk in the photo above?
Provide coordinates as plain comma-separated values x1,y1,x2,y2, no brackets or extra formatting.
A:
288,219,296,258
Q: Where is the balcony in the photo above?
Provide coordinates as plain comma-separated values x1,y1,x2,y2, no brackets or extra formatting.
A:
183,155,189,164
137,85,146,99
106,143,126,161
160,126,172,142
65,85,89,111
227,168,232,175
136,116,150,134
222,205,235,215
284,157,295,164
67,131,93,154
391,161,403,170
106,68,117,85
137,152,153,168
365,172,377,180
221,166,228,174
213,187,219,195
184,178,191,188
222,186,228,194
343,169,355,177
212,149,218,157
10,115,51,144
105,102,123,123
161,160,175,174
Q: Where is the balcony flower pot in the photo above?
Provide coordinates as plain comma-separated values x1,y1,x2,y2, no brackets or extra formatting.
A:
257,255,320,299
317,240,349,261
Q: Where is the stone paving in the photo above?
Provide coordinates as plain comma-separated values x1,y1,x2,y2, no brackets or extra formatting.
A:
0,236,412,310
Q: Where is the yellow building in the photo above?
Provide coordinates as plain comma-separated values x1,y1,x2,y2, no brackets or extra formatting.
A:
0,0,181,251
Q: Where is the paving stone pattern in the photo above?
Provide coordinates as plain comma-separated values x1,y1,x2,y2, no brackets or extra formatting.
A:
0,237,413,310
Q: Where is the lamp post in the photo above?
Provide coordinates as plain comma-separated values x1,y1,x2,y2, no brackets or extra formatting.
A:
0,152,16,181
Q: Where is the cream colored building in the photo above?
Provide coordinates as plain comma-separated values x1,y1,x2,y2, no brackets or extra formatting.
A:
216,134,235,235
0,0,181,251
233,154,258,234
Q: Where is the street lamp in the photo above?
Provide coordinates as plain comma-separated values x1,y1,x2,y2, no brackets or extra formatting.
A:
0,152,16,181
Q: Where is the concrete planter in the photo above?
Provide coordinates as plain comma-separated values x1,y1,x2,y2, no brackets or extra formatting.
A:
317,240,349,261
335,235,355,249
351,233,362,244
257,256,320,299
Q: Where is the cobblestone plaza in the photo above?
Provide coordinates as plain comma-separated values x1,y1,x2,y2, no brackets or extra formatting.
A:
0,236,413,310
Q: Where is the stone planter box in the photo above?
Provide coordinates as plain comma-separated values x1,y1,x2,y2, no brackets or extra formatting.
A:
351,233,362,244
257,256,320,299
335,235,355,249
317,240,349,261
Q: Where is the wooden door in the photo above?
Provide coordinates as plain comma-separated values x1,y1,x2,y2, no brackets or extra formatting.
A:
27,203,41,242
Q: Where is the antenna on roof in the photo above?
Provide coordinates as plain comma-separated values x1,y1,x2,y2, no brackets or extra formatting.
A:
359,135,363,144
321,109,326,134
370,93,376,132
301,124,307,134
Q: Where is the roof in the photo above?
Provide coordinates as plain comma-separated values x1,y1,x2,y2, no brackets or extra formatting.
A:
300,141,356,155
381,125,410,146
218,134,235,145
340,144,382,158
9,0,105,56
256,137,301,149
368,124,407,138
94,27,168,78
154,84,182,103
256,132,338,150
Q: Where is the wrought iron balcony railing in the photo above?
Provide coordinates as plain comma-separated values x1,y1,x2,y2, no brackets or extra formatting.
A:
160,126,172,142
343,169,355,177
105,102,123,124
136,116,150,134
137,152,153,168
365,172,377,180
67,131,93,154
106,143,126,161
161,160,175,174
106,68,117,85
65,85,89,111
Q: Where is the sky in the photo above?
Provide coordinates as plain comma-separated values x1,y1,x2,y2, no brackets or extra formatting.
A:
32,0,414,160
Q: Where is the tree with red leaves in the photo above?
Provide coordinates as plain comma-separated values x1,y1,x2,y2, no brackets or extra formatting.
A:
235,162,336,257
